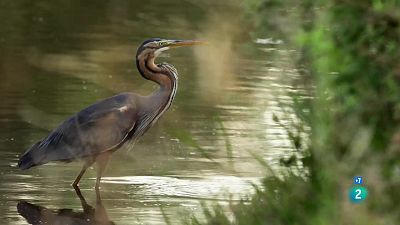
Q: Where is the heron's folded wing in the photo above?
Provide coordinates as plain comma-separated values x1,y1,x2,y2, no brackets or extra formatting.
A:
37,100,137,162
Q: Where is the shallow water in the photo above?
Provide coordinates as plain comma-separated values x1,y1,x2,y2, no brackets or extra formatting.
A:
0,0,303,224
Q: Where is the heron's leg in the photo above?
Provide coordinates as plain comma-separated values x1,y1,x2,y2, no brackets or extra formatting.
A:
73,184,94,214
95,151,112,190
95,186,102,204
72,159,94,187
94,185,112,222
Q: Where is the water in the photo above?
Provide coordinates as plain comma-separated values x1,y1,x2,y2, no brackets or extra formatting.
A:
0,0,302,224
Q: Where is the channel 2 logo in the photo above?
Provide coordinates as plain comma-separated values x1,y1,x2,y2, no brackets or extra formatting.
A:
349,176,368,203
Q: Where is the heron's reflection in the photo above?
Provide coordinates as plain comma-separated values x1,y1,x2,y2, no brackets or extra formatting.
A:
17,187,115,225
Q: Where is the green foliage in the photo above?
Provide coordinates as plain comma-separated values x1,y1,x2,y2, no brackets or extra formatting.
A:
213,115,233,160
307,1,400,222
186,0,400,224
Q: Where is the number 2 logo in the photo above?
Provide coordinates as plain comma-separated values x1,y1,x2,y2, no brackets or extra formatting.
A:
349,186,367,203
355,189,362,199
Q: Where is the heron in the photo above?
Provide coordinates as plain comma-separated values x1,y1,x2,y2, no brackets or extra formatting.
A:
18,38,204,189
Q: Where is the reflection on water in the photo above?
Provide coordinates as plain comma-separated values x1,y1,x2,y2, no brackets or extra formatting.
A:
102,175,257,201
17,187,115,225
0,0,304,224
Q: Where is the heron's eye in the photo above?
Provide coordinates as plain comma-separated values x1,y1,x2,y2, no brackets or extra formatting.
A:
158,41,169,46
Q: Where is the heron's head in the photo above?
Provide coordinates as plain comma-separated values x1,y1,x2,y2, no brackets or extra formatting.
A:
136,38,205,59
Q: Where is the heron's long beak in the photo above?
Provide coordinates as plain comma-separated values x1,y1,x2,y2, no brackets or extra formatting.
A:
167,40,207,48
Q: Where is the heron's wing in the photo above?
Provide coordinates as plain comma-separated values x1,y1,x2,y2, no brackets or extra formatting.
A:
19,94,138,168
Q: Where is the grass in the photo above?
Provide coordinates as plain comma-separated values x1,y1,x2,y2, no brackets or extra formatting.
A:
182,0,400,224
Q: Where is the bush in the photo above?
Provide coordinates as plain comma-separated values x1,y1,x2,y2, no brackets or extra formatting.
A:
186,1,400,224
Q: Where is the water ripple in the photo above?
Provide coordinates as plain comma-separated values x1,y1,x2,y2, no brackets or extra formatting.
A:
102,175,258,201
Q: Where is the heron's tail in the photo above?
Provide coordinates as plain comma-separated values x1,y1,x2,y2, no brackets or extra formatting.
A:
18,152,35,170
18,142,44,170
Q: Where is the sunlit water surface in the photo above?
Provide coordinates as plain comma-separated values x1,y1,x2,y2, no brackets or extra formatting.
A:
0,0,305,224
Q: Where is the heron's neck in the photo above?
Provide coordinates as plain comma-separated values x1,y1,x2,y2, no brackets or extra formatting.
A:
136,55,178,112
136,56,170,87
